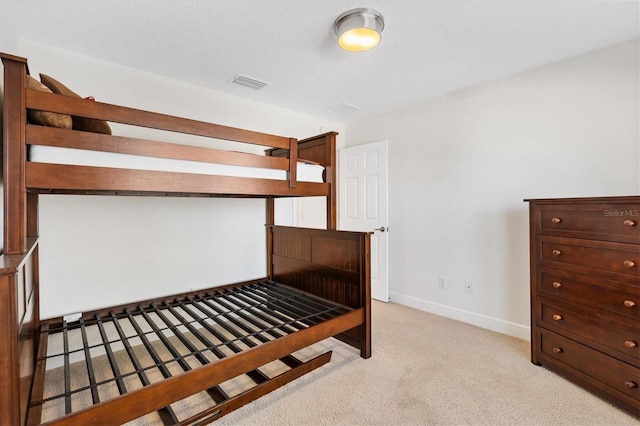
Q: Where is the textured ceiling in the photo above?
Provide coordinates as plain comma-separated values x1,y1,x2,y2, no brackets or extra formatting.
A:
5,0,639,123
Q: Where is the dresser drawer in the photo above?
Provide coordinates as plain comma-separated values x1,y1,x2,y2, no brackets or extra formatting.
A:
540,236,640,280
534,202,639,243
540,329,640,401
540,300,640,364
538,268,639,318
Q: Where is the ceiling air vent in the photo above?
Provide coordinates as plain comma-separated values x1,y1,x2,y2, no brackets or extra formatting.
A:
231,74,270,90
324,102,361,117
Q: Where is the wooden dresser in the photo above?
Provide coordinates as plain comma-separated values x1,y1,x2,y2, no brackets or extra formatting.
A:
527,196,639,416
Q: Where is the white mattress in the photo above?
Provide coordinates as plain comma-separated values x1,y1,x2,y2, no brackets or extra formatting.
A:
29,146,325,182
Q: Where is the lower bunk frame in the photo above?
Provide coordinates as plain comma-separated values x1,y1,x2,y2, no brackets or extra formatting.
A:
30,280,362,425
1,225,371,425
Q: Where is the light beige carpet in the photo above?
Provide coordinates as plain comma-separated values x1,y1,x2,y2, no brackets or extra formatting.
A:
215,301,638,426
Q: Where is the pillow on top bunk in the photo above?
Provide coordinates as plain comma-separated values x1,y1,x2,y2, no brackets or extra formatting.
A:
25,75,73,129
39,73,112,135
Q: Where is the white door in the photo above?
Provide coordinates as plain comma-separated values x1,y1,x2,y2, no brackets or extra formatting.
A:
339,140,389,301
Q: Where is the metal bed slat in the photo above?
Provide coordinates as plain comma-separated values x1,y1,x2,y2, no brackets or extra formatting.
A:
123,307,176,379
151,304,215,367
229,291,297,336
210,292,307,370
256,285,332,321
233,287,306,333
124,307,226,413
62,323,72,414
95,316,128,396
153,306,239,414
211,293,278,338
194,294,261,348
109,313,180,425
168,301,272,385
245,369,270,385
263,286,347,325
269,282,350,316
208,288,324,371
109,314,151,386
249,286,325,326
186,296,240,347
207,292,287,344
162,302,229,360
214,285,309,330
195,294,282,385
266,281,350,314
259,280,344,315
176,299,246,354
216,293,289,343
79,318,100,405
138,308,193,372
138,305,231,403
248,282,330,325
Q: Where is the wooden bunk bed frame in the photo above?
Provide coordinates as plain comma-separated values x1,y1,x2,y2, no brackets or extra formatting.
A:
0,53,371,425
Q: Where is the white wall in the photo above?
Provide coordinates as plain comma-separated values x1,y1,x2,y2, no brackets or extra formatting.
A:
0,7,19,72
0,6,21,248
9,41,344,319
345,40,639,339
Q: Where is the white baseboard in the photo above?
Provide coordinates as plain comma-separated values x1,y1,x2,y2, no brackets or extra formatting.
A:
389,291,530,341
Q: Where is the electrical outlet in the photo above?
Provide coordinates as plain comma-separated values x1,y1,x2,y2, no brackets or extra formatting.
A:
464,280,474,294
438,277,447,289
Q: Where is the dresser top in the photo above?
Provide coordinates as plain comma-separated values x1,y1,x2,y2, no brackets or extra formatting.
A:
525,195,639,204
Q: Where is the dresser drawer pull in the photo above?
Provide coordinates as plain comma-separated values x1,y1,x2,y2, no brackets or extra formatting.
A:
552,249,562,256
552,314,563,321
623,220,636,227
625,381,638,389
624,340,638,348
623,260,635,268
552,347,563,354
551,217,562,224
552,281,562,288
624,300,636,308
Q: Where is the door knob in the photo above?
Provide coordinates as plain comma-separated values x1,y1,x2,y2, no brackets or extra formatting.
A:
375,226,387,232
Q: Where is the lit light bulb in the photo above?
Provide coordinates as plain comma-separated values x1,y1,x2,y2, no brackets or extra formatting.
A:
339,28,381,52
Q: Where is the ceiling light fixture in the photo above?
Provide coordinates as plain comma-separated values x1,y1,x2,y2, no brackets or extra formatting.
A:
334,8,385,52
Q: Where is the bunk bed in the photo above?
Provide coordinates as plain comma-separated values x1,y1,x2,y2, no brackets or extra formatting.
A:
0,52,371,425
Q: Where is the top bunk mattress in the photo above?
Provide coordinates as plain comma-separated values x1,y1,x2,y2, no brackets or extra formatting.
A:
29,145,325,182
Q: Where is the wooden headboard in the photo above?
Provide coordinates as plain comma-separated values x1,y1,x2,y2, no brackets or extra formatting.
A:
267,225,371,357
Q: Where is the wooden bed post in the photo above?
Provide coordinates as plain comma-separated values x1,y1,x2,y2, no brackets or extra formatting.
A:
1,54,41,426
288,138,297,188
265,198,275,278
1,53,29,254
325,133,337,230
